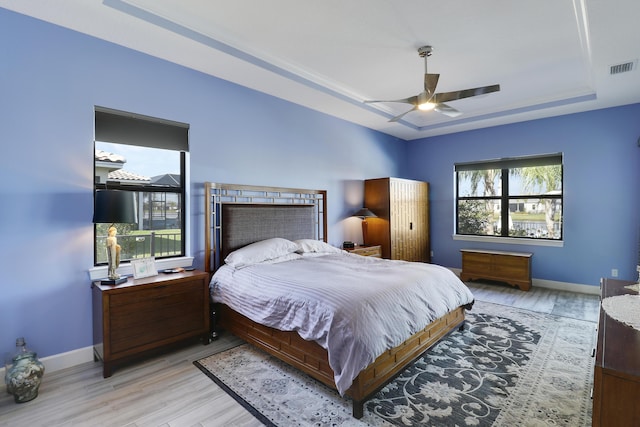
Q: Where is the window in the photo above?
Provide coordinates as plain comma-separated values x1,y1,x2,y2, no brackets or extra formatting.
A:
94,108,189,266
455,153,563,241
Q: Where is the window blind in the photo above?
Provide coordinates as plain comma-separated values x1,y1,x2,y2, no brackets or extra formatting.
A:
95,107,189,152
455,153,562,172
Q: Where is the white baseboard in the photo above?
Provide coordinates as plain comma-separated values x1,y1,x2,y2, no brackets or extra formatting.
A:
0,346,95,379
449,267,600,295
532,278,600,295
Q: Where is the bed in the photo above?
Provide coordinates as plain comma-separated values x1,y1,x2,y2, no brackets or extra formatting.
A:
204,182,474,418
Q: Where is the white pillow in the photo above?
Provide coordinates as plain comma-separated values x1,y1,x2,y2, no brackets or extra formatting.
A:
294,239,344,254
225,238,300,268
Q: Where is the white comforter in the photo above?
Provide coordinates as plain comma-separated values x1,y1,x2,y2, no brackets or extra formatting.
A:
210,252,474,395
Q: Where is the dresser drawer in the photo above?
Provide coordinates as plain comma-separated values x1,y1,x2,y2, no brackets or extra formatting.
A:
110,281,206,354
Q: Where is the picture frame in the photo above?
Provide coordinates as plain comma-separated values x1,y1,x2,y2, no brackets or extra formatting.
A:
131,257,158,279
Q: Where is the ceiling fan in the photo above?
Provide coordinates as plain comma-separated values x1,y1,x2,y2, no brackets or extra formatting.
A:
364,46,500,122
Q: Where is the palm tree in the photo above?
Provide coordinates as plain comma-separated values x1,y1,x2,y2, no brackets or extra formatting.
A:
514,165,562,237
459,164,561,238
460,169,500,235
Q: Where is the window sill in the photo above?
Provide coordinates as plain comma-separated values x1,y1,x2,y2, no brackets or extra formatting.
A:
88,256,195,281
453,234,563,247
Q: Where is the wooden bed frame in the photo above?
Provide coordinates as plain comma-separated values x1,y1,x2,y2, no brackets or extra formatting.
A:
204,182,470,418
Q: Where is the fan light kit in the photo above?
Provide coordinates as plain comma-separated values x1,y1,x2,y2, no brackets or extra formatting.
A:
365,45,500,122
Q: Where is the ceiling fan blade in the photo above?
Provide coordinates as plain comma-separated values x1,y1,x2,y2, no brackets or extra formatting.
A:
389,106,418,122
434,84,500,103
424,73,439,96
364,95,418,105
367,47,501,122
434,103,462,118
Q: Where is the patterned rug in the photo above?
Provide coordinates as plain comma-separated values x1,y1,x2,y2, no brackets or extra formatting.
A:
194,301,595,426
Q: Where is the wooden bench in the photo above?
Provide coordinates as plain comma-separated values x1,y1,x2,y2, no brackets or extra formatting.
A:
460,249,532,291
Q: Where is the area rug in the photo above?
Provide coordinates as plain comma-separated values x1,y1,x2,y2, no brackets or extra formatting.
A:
194,301,595,426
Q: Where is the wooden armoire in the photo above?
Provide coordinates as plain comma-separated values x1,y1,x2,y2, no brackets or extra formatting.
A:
364,177,430,262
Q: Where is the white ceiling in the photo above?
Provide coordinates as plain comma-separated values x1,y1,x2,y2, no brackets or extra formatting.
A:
2,0,639,140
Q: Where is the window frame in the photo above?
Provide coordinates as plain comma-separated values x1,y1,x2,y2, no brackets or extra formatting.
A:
92,107,189,269
93,152,187,266
454,153,564,244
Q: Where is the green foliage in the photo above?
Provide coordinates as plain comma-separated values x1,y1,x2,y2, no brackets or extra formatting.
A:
95,225,181,264
457,163,562,239
512,165,562,237
509,227,528,237
458,201,489,234
513,165,562,193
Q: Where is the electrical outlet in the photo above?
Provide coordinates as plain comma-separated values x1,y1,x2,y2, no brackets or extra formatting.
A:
611,268,619,277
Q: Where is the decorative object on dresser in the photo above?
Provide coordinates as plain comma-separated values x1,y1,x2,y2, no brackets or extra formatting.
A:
92,189,137,285
364,177,430,262
592,278,640,427
351,207,377,245
343,244,382,257
460,249,532,291
91,270,210,377
131,257,158,279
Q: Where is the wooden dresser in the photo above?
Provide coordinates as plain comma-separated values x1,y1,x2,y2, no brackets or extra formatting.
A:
92,270,210,377
592,278,640,426
460,249,532,291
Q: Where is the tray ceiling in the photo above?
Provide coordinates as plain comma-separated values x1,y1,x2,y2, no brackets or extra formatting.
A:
2,0,639,140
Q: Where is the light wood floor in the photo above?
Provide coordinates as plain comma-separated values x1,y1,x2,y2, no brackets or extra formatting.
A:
0,282,599,427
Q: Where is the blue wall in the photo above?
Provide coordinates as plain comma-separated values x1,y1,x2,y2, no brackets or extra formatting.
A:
0,9,404,360
405,105,640,286
2,7,639,362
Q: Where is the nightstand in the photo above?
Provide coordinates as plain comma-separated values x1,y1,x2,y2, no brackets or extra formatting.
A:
92,270,210,377
344,245,382,257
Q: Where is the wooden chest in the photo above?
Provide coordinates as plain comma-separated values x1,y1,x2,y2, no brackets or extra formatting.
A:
460,249,532,291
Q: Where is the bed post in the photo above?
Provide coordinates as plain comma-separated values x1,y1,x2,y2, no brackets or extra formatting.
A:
348,372,366,418
353,400,364,419
204,181,213,275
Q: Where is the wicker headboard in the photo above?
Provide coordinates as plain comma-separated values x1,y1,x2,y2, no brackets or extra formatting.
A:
221,204,316,259
205,182,327,273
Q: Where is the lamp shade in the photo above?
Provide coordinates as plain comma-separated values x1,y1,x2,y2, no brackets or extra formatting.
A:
93,190,136,224
353,207,377,218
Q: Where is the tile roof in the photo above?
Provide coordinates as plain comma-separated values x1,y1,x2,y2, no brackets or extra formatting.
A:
95,149,126,164
151,174,181,187
108,169,150,182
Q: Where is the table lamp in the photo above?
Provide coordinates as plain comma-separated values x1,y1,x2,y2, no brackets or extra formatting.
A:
353,207,377,245
93,190,136,285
